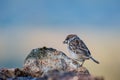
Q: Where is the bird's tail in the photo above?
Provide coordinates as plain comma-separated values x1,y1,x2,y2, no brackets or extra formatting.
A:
90,56,100,64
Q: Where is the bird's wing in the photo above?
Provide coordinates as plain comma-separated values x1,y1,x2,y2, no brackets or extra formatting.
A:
78,39,91,56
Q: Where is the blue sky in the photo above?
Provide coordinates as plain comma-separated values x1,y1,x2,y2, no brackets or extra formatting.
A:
0,0,120,28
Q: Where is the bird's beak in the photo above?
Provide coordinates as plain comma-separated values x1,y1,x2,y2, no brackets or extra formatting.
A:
63,40,67,44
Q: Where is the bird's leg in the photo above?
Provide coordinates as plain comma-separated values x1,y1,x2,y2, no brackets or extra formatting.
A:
81,60,85,67
74,59,84,67
71,59,81,68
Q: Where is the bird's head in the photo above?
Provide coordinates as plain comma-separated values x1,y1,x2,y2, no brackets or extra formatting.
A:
63,34,78,44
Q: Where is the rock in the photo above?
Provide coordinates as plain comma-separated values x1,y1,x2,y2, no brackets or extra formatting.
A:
0,68,15,79
0,47,104,80
0,68,30,79
45,68,104,80
24,47,81,76
0,67,104,80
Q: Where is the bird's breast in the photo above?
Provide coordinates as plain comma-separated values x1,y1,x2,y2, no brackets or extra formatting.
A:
68,49,78,59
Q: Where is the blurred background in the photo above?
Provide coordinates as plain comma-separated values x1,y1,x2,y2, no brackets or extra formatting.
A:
0,0,120,80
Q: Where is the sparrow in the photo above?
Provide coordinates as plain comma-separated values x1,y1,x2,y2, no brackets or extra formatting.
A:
63,34,99,66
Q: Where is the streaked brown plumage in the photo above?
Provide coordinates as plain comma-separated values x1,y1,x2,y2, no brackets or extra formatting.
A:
63,34,99,66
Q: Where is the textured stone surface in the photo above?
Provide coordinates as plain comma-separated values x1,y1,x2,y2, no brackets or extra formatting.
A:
0,47,104,80
0,67,104,80
24,47,80,76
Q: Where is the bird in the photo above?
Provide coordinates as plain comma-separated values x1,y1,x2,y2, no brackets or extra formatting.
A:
63,34,99,66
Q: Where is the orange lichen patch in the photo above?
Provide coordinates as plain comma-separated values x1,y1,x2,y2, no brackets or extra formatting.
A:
54,59,59,62
54,51,60,55
40,60,48,65
77,67,89,73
